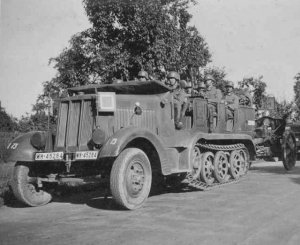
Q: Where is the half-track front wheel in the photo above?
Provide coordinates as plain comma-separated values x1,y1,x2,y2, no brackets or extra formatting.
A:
11,164,52,207
200,152,215,185
282,132,297,171
213,151,229,183
110,148,152,210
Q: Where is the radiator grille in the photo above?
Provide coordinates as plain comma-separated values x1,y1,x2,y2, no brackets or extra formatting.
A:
56,99,94,151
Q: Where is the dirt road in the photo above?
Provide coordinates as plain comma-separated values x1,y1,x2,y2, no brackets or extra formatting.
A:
0,162,300,245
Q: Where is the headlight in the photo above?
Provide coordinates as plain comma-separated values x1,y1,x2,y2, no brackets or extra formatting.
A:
30,132,46,150
91,128,106,146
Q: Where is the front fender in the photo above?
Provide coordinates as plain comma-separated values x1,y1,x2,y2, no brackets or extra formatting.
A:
99,127,169,172
5,131,42,162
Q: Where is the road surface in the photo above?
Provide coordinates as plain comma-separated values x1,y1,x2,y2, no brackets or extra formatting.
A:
0,161,300,245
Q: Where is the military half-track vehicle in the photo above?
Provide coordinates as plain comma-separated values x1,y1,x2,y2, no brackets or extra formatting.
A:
7,80,256,209
253,115,297,170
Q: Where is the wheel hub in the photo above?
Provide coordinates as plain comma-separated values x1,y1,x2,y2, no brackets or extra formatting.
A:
126,161,145,196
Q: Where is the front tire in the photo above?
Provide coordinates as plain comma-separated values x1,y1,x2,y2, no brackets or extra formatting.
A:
110,148,152,210
11,164,52,207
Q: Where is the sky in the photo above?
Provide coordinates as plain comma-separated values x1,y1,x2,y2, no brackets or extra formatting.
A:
0,0,300,118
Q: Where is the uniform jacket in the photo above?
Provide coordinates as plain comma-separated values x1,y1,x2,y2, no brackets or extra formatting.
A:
206,86,222,100
224,93,239,111
173,88,188,104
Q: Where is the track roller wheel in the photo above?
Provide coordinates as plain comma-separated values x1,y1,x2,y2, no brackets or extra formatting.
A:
200,152,215,185
213,151,229,183
239,148,249,176
190,146,202,180
229,150,247,179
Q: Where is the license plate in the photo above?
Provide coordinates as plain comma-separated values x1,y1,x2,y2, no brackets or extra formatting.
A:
75,151,98,160
35,152,64,161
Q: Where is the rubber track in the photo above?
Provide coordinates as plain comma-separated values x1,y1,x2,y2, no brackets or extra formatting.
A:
182,143,248,191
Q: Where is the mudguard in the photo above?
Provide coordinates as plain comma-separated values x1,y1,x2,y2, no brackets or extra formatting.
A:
5,131,42,162
99,127,170,174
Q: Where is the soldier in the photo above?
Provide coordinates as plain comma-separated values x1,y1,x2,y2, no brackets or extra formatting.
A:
137,70,149,82
179,80,187,89
239,83,252,106
224,81,239,131
192,81,206,98
205,75,222,100
204,75,222,132
181,80,192,95
165,71,188,129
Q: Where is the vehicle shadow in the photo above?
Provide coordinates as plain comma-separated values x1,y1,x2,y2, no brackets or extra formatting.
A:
4,183,191,210
250,162,300,175
290,177,300,185
250,161,300,186
55,183,195,210
54,187,123,211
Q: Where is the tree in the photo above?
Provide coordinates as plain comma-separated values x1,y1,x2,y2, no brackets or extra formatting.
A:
238,76,267,110
16,95,56,133
293,72,300,120
270,99,293,118
48,0,211,93
0,109,16,131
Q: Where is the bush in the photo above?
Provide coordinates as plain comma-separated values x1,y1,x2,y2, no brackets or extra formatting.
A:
0,132,18,206
0,162,15,206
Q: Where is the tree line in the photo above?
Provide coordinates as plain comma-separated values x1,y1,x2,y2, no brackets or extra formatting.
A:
1,0,299,132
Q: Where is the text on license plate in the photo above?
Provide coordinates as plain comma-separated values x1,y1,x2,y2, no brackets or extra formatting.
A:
75,151,98,160
35,152,64,161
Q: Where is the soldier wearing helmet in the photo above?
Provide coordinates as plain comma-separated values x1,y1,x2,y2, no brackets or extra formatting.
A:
137,70,149,82
166,71,188,130
205,75,222,100
204,75,222,132
224,81,239,131
165,71,180,90
239,83,253,106
193,81,207,98
183,80,193,95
